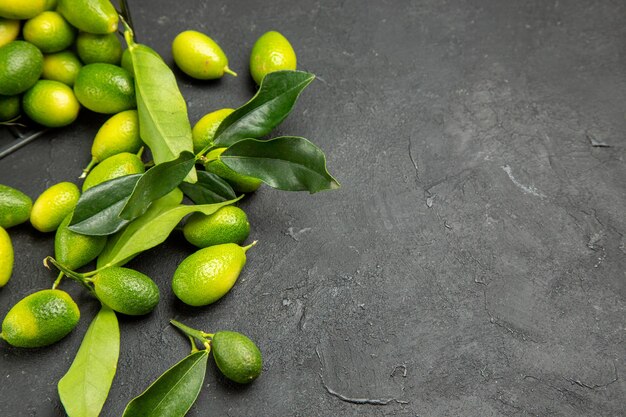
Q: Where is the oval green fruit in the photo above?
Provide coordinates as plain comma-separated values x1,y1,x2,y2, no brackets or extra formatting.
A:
212,331,262,384
1,289,80,348
192,108,234,154
0,19,20,48
172,30,236,80
204,148,262,193
249,31,297,85
23,79,81,127
30,182,80,232
76,32,122,65
0,226,13,287
0,184,32,228
22,11,75,54
74,63,135,114
93,267,160,315
0,40,44,95
183,206,250,248
0,94,19,121
0,0,47,20
57,0,118,34
55,214,107,270
41,50,82,86
82,151,145,192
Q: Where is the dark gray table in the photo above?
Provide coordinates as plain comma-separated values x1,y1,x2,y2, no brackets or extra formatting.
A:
1,1,625,416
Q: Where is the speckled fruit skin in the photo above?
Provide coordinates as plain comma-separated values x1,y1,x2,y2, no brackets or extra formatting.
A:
212,331,262,384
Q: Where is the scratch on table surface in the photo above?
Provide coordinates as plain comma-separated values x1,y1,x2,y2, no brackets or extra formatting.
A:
501,165,546,198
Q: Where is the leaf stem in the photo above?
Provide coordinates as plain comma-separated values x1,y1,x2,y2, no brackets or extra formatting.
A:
80,158,97,178
170,320,210,344
52,271,64,289
44,257,96,294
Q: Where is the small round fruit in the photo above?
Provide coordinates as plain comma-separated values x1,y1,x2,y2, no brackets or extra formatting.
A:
184,206,250,248
0,0,47,20
0,95,19,121
41,50,82,86
0,40,44,95
74,63,135,114
192,108,234,153
0,19,20,47
30,181,80,232
22,11,75,53
23,80,80,127
89,109,142,166
55,214,107,270
76,32,122,65
172,242,253,306
250,31,297,85
1,289,80,348
92,267,160,315
82,152,145,192
57,0,118,34
172,30,236,80
0,226,13,287
212,331,262,384
0,184,32,228
204,148,262,193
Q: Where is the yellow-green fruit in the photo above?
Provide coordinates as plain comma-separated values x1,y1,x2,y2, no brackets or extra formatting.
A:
204,148,262,193
57,0,118,34
0,226,13,287
212,331,262,384
42,50,82,86
89,110,142,167
30,182,80,232
76,32,122,65
74,63,135,114
172,242,254,307
0,19,20,47
22,11,75,53
0,289,80,348
0,41,44,95
92,267,160,315
192,108,234,153
82,152,144,192
183,206,250,248
0,0,47,20
250,31,297,85
0,94,19,121
23,80,80,127
172,30,236,80
55,214,107,270
0,184,32,228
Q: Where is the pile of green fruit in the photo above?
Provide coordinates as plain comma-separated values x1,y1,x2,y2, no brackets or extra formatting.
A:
0,0,337,416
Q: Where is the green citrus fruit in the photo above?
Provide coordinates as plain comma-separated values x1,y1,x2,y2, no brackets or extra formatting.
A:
76,32,122,65
172,30,236,80
0,184,32,228
1,289,80,348
0,19,20,47
0,40,44,95
212,331,262,384
74,63,135,114
45,0,58,10
82,151,144,192
172,242,254,307
57,0,118,34
0,94,20,121
41,50,82,86
92,267,160,315
0,0,47,20
23,79,80,127
250,31,297,85
192,108,234,153
55,213,107,270
204,148,262,193
22,11,75,53
183,206,250,248
30,181,80,232
0,226,13,287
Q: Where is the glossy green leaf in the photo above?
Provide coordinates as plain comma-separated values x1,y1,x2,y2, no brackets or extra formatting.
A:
59,305,120,417
69,174,142,236
122,350,208,417
97,188,184,268
213,70,315,148
127,40,196,182
221,136,340,193
120,151,196,221
179,171,236,204
97,197,241,269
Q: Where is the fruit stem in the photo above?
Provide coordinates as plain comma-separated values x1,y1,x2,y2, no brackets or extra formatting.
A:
80,158,98,178
52,271,64,289
170,319,209,343
242,240,258,253
136,146,144,159
224,66,238,77
44,257,95,294
188,336,199,353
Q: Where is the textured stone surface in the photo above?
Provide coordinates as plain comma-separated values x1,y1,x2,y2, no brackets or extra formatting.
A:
0,0,624,416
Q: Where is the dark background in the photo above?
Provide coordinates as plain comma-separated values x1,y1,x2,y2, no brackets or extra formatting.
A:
1,0,625,416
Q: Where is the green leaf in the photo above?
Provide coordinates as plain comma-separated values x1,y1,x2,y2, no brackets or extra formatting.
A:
213,70,315,148
122,350,208,417
69,174,142,236
97,188,184,268
128,42,196,182
58,305,120,417
120,151,196,221
179,171,236,204
96,197,241,269
221,136,340,193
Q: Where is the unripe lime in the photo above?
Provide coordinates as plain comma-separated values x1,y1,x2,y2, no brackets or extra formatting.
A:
0,19,20,47
249,31,297,85
42,50,82,86
55,214,107,270
93,267,160,315
22,11,75,53
76,32,122,65
0,226,13,287
212,331,262,384
82,152,145,192
30,181,80,232
172,30,236,80
204,148,262,193
23,79,80,127
0,184,32,228
183,206,250,248
0,40,44,96
192,108,234,153
74,63,135,114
